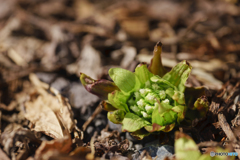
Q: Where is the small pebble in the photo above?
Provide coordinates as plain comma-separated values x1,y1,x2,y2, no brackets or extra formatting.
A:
36,72,57,83
95,118,107,132
128,140,133,149
68,83,99,108
126,132,140,143
134,144,143,151
51,77,70,91
95,119,106,127
156,145,174,160
139,146,158,157
86,126,94,135
131,151,140,160
132,145,174,160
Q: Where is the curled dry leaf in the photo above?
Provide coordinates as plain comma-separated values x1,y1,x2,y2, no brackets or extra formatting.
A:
24,73,76,139
34,113,72,160
25,95,65,139
1,123,41,156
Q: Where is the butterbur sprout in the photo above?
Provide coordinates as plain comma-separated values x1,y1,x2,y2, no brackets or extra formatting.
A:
80,42,209,139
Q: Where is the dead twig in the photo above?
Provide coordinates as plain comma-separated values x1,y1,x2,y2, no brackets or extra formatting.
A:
218,113,240,159
82,104,102,131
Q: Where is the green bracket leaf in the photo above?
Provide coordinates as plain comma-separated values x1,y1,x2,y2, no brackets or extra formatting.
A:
109,68,141,95
122,113,150,132
163,60,192,92
135,63,154,87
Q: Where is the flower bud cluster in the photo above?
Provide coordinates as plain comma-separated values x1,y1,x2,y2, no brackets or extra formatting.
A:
127,78,173,120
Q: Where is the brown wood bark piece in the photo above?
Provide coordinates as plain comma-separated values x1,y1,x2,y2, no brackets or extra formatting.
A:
218,113,240,159
218,82,240,113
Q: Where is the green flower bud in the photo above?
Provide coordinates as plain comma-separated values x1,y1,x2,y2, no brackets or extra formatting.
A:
106,61,193,137
134,91,141,101
141,111,150,119
137,99,146,110
139,88,151,97
145,105,154,114
80,42,208,140
162,99,170,105
159,90,166,99
130,105,141,115
145,93,158,105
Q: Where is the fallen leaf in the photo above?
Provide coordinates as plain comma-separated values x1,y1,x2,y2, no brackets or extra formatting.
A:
24,74,76,139
1,123,41,156
34,114,72,160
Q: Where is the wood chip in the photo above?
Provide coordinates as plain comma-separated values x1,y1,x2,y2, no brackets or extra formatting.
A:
218,113,240,159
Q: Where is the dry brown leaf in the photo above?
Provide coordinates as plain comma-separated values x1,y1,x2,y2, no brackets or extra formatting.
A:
23,74,76,139
1,123,22,155
120,18,149,39
25,96,64,139
1,123,41,156
34,114,72,160
34,135,72,160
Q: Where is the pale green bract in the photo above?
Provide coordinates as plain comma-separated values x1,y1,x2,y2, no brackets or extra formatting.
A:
107,61,192,137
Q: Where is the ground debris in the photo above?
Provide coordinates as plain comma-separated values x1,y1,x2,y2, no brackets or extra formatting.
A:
0,0,240,160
